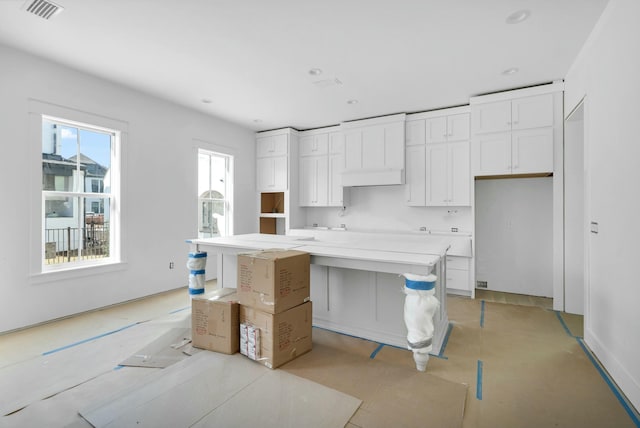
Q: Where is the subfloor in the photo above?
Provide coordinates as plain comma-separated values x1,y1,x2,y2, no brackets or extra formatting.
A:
0,286,638,427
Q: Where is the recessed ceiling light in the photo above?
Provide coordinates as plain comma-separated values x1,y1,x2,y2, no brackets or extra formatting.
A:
502,67,519,76
346,99,359,105
201,98,212,104
506,9,531,24
308,68,323,76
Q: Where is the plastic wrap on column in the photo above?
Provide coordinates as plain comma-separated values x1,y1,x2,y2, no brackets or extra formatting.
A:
187,251,207,297
402,272,439,371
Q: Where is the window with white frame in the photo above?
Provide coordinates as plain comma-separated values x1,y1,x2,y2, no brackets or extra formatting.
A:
198,149,233,238
41,116,120,268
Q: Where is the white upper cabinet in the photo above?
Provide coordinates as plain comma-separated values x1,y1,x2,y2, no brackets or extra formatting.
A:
341,114,406,187
257,133,288,157
471,89,558,177
256,130,290,191
299,127,345,207
405,108,471,206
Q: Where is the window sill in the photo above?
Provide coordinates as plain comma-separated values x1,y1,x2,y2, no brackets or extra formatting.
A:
30,260,128,284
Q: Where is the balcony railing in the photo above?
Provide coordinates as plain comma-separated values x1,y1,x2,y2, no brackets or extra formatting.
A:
44,224,110,265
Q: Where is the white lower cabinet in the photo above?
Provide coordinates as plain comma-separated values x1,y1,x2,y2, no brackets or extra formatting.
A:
445,256,471,295
299,155,328,206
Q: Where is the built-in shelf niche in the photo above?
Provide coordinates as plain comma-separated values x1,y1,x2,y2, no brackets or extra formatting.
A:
260,192,285,234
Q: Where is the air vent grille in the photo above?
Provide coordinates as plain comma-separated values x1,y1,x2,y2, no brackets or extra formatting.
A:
24,0,64,20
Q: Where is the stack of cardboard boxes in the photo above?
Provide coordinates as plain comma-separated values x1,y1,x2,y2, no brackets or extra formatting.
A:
191,249,312,369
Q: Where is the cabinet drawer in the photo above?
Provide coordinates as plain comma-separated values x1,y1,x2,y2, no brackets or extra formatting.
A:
446,267,470,291
446,256,469,270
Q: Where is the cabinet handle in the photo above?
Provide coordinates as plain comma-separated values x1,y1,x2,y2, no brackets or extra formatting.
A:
513,121,519,125
507,121,511,126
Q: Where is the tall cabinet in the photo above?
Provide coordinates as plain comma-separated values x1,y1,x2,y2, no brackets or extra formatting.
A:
298,126,346,207
405,106,471,207
255,128,301,234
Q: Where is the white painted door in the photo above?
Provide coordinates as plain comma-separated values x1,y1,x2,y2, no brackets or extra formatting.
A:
511,94,554,130
449,141,470,205
426,143,448,206
328,132,345,206
447,113,470,142
472,100,511,134
425,116,448,144
405,144,426,206
511,128,554,174
344,129,363,170
299,156,315,206
257,134,288,157
473,132,511,176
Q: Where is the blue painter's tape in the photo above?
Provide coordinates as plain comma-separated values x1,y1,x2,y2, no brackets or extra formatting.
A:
190,269,205,275
370,343,385,359
554,311,580,338
480,300,485,328
577,338,640,427
169,306,190,314
189,288,205,295
476,360,484,400
405,279,435,290
42,322,139,356
437,323,454,359
189,252,207,258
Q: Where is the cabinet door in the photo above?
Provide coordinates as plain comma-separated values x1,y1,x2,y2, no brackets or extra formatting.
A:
299,134,329,156
257,134,288,157
300,156,328,206
447,113,470,142
426,143,448,206
448,141,470,205
511,94,553,130
425,116,448,144
446,266,470,291
299,156,315,206
512,128,554,174
472,101,511,134
405,119,426,146
328,152,345,206
405,144,426,206
257,156,287,191
472,133,511,176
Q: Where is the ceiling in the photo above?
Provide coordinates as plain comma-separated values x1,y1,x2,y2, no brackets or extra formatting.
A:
0,0,608,132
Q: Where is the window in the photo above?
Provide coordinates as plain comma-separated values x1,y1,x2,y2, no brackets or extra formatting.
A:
198,150,233,238
41,116,119,268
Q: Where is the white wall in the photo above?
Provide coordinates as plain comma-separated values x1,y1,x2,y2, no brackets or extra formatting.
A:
475,178,554,297
302,185,473,234
0,44,256,333
564,0,640,410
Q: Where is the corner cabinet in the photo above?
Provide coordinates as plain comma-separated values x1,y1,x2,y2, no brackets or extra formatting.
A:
471,92,556,177
256,128,299,234
405,107,471,207
298,127,346,207
256,132,289,191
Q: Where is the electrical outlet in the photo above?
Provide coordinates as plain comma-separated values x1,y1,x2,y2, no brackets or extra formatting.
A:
477,281,488,288
169,261,175,269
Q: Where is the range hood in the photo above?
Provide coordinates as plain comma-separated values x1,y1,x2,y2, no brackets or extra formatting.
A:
342,168,404,187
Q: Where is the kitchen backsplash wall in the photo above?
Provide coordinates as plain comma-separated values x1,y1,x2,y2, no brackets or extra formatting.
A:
302,185,472,233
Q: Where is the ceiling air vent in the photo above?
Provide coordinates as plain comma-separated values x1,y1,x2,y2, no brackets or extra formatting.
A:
23,0,64,20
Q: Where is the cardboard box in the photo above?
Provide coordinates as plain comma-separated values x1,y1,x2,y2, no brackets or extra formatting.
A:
191,288,239,354
237,249,310,314
239,301,313,369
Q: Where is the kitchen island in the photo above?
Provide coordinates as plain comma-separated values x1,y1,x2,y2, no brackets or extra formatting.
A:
187,232,451,355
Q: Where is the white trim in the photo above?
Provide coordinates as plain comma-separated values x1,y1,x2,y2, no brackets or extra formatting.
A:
406,105,470,121
30,261,128,284
470,81,564,105
298,125,341,136
29,99,128,277
255,127,298,138
339,113,406,129
585,328,640,413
